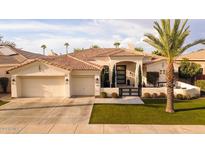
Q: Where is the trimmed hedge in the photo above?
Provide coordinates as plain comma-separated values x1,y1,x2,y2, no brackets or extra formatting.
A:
152,93,158,98
195,80,205,91
100,92,107,98
143,93,151,98
159,92,166,98
111,92,118,98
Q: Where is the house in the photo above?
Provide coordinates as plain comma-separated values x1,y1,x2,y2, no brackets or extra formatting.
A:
176,49,205,75
8,48,170,98
0,45,44,92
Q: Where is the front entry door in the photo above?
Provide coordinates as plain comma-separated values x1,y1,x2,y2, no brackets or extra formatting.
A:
116,65,126,84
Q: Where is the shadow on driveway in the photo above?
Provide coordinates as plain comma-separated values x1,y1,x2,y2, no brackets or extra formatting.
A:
0,103,93,112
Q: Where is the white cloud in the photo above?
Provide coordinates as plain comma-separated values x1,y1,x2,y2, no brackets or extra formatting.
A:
2,20,156,53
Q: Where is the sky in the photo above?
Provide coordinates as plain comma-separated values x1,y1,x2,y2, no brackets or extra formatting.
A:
0,19,204,55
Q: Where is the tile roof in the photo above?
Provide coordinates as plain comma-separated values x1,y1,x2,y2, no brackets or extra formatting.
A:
8,55,101,72
0,56,20,64
0,46,45,65
176,49,205,60
14,48,45,59
69,48,146,60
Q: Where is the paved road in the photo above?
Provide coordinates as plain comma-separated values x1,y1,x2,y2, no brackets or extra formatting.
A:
0,97,205,134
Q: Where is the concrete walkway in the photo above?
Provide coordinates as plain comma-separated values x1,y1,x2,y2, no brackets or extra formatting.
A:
0,97,205,134
95,96,144,104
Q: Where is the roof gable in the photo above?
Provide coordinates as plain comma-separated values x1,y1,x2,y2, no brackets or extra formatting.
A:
8,55,101,73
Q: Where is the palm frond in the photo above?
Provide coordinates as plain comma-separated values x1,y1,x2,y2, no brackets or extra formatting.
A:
181,39,205,53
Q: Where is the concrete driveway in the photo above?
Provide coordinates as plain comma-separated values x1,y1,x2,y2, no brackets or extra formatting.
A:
0,97,94,134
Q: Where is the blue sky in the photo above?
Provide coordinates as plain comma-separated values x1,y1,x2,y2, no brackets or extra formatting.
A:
0,19,204,54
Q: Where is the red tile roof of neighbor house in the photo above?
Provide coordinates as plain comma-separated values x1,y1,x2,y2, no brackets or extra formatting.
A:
0,46,45,65
176,49,205,61
8,55,102,72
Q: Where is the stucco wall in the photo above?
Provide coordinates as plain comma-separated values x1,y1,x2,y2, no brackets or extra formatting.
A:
142,81,201,98
146,60,167,82
10,61,71,98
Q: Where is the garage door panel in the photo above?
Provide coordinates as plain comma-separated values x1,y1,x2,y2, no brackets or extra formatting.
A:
21,76,65,97
71,76,94,96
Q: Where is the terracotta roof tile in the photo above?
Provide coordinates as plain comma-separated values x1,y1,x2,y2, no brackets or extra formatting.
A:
8,55,101,72
0,46,45,65
69,48,146,60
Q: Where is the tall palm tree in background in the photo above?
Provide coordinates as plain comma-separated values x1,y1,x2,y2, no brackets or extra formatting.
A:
113,42,120,48
144,19,205,113
64,42,69,54
41,44,47,55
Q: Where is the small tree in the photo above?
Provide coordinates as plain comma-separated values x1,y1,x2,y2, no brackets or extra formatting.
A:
152,50,162,56
74,48,84,52
113,42,120,48
138,65,142,96
179,58,202,84
0,77,9,93
147,72,159,87
64,42,69,54
0,35,16,47
135,47,144,52
41,44,47,55
91,45,100,48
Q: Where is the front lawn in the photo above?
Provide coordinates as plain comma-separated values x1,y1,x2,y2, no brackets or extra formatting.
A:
90,99,205,124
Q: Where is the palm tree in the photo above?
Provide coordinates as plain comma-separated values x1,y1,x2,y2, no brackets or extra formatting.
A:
144,19,205,113
41,44,47,55
113,42,120,48
64,42,69,54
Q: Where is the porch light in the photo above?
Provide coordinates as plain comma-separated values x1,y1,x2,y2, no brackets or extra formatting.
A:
12,78,15,82
65,78,69,84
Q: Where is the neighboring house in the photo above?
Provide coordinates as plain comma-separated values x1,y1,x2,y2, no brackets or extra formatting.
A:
8,48,169,98
0,45,44,92
176,49,205,75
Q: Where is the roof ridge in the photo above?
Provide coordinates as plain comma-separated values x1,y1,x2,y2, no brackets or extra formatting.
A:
66,54,101,70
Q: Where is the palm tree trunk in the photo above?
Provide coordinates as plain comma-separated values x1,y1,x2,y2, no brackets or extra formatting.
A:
166,60,175,113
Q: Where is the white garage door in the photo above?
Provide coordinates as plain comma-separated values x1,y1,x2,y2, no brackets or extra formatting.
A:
21,76,65,97
71,75,95,96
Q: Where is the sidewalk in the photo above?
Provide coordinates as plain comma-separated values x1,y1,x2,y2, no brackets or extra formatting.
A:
1,124,205,134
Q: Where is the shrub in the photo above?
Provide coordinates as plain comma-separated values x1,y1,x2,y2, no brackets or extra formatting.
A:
111,92,118,98
100,92,107,98
143,93,151,98
152,93,158,98
183,94,191,100
159,92,166,98
0,77,9,93
176,94,183,100
195,80,205,91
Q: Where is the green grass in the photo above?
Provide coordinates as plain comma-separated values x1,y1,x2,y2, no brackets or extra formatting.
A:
0,100,8,106
90,98,205,124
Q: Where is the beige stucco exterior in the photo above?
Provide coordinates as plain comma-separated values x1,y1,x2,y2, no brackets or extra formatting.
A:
146,60,167,83
9,61,101,98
